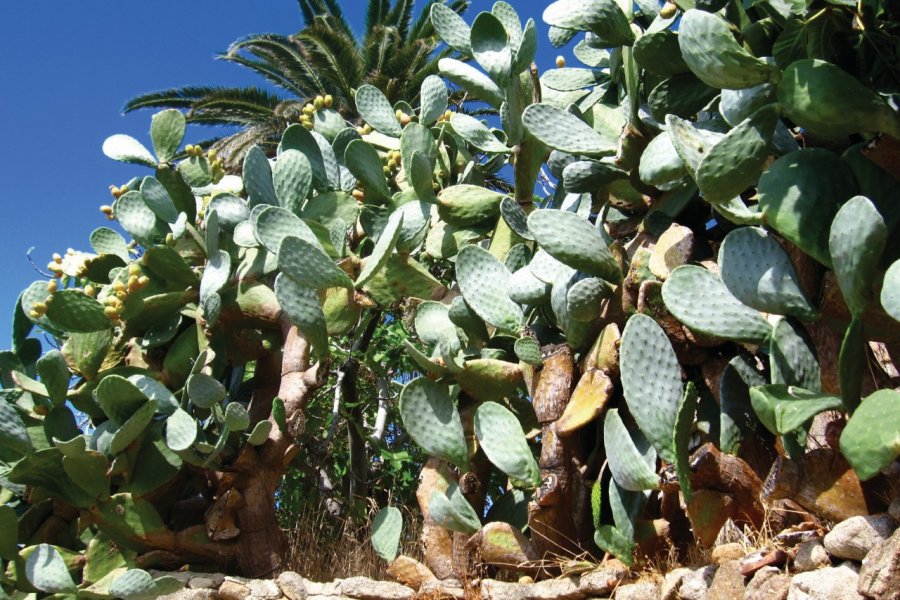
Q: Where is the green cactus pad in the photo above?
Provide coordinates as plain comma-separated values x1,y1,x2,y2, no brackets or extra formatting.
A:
542,68,607,92
770,317,821,392
115,190,167,246
399,377,468,469
522,103,617,157
471,12,513,84
638,133,687,187
90,227,130,261
110,399,158,454
475,401,541,488
24,544,77,594
437,185,504,227
514,337,543,366
0,397,31,455
840,389,900,480
648,73,718,121
829,196,887,317
678,9,777,89
45,290,110,333
400,121,437,171
254,206,320,257
457,244,524,333
420,75,449,125
451,113,510,153
273,149,313,215
37,350,70,404
839,317,865,413
408,152,437,203
429,488,481,534
415,301,460,352
594,526,635,567
404,340,454,377
758,148,857,267
355,210,403,287
664,115,725,179
749,385,842,436
62,448,109,501
149,110,185,163
562,159,627,193
243,146,278,207
527,209,621,282
542,0,635,47
604,409,660,491
278,235,353,290
225,402,250,432
718,227,816,319
566,277,612,321
177,156,213,188
247,420,272,446
142,246,198,288
186,373,226,409
281,125,335,191
395,200,431,252
431,3,472,56
663,265,772,344
719,83,776,127
695,105,779,204
0,505,17,560
110,569,183,600
275,273,329,357
102,134,157,167
719,355,766,454
355,85,402,137
620,314,683,463
778,59,900,140
882,260,900,322
139,177,179,224
200,250,230,308
438,58,505,107
164,408,197,451
499,198,534,241
371,506,403,562
95,375,150,426
673,382,698,503
633,30,688,77
513,18,538,73
344,139,391,203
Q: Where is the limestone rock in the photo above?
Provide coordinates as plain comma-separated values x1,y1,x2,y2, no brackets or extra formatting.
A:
385,556,435,590
649,224,693,279
219,580,251,600
247,579,282,599
679,565,716,600
745,567,790,600
858,528,900,600
707,560,745,599
275,572,308,600
794,538,830,572
712,543,745,564
189,576,224,590
660,567,692,600
158,590,218,600
481,580,523,600
579,562,628,596
823,515,896,561
419,579,465,600
304,580,342,596
339,577,414,600
522,577,582,600
787,562,864,600
614,581,660,600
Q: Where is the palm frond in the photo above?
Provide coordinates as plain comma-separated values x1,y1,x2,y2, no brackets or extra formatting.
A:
386,0,414,40
409,0,469,40
363,25,400,81
365,0,391,34
123,86,223,112
226,34,327,96
219,53,307,97
298,24,365,100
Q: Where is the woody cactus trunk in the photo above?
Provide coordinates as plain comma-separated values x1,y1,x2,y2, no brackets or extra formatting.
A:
4,0,900,595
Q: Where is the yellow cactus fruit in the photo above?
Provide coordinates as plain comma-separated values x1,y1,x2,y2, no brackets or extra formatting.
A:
351,189,365,201
303,104,315,115
84,285,96,297
302,121,314,130
128,264,141,276
659,2,677,17
47,280,58,294
314,96,325,110
324,94,334,108
104,306,120,319
207,149,217,161
395,109,404,119
383,166,391,175
556,55,566,68
400,113,411,126
52,253,63,263
113,281,126,293
363,124,373,134
137,275,150,288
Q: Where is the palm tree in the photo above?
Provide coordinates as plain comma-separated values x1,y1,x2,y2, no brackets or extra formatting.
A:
125,0,468,168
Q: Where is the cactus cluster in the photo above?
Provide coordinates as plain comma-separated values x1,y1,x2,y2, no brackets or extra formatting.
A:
2,0,900,591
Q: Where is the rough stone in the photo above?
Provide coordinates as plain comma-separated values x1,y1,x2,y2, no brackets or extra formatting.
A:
522,577,582,600
745,567,789,600
614,581,660,600
858,527,900,600
712,543,746,564
579,563,628,596
339,577,414,600
158,590,218,600
385,556,435,590
787,562,864,600
679,565,716,600
660,567,692,600
219,580,251,600
420,579,465,600
189,578,218,590
481,580,523,600
247,579,282,599
794,538,831,572
276,572,308,600
707,560,745,600
304,581,342,596
649,223,693,279
823,515,896,561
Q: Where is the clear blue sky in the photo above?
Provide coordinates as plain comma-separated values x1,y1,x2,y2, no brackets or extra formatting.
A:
0,1,558,346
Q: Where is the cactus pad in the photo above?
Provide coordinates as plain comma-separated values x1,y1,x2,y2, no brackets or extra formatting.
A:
273,149,313,214
24,544,77,593
451,113,510,153
475,401,541,488
603,409,660,491
456,244,524,333
278,235,353,290
274,273,329,357
371,506,403,562
344,139,391,203
102,134,157,167
527,209,621,282
770,317,821,391
662,265,772,344
254,205,322,255
471,12,513,84
420,75,449,125
430,3,472,56
840,389,900,480
399,377,468,469
355,210,403,287
673,382,698,503
542,0,634,47
829,196,887,317
438,58,505,107
522,104,617,156
150,110,185,163
355,85,402,137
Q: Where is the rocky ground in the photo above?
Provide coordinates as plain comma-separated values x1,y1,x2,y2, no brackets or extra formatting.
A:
157,501,900,600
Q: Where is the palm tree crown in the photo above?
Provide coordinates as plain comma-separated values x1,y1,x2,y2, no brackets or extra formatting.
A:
124,0,468,168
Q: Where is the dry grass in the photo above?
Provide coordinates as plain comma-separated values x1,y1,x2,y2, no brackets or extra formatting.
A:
283,499,423,581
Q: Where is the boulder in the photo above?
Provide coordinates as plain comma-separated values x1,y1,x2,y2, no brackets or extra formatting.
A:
679,565,716,600
614,581,660,600
745,566,790,600
579,562,628,596
787,562,864,600
276,572,308,600
339,577,414,600
858,528,900,600
706,560,745,599
823,515,896,561
794,538,830,572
